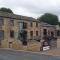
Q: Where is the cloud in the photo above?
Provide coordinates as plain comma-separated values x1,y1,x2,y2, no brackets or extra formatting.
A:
0,0,60,19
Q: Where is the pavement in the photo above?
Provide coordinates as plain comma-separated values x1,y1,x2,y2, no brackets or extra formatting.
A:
0,49,59,60
39,48,60,56
39,38,60,56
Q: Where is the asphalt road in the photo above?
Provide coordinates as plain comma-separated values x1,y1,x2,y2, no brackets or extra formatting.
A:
0,49,59,60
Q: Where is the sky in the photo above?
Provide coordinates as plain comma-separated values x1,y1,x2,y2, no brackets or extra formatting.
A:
0,0,60,20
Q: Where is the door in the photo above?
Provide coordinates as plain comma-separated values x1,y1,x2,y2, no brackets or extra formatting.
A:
19,30,27,45
22,31,27,45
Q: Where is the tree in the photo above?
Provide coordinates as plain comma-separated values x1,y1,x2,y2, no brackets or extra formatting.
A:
38,13,59,25
0,7,13,13
58,22,60,26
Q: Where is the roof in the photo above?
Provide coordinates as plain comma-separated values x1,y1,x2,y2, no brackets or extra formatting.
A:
0,11,38,22
40,22,56,28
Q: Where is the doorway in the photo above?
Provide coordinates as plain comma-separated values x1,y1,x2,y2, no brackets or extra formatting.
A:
19,30,27,46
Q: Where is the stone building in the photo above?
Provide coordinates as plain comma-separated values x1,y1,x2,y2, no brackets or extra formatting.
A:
40,22,56,39
0,11,41,49
55,25,60,38
0,11,57,50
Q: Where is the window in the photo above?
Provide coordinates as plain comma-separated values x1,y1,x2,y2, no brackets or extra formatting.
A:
36,31,38,36
0,16,4,26
10,30,14,38
57,30,60,36
43,29,47,36
30,22,33,27
23,22,27,29
19,22,27,32
19,22,23,31
30,31,33,37
10,19,14,26
0,30,4,40
51,32,54,36
36,22,38,27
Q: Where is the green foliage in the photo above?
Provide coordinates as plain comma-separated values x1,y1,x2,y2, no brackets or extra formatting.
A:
58,22,60,26
0,7,13,13
38,13,59,25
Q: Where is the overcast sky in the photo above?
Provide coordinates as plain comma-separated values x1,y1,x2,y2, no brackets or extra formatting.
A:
0,0,60,20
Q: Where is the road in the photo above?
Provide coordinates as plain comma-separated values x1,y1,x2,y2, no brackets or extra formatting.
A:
0,49,59,60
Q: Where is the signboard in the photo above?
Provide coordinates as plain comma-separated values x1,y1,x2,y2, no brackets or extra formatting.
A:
42,41,50,51
43,46,50,51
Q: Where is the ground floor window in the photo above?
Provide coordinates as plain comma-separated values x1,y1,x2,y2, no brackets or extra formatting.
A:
30,31,33,37
57,30,60,36
43,29,47,36
36,31,38,36
10,30,14,38
51,32,54,36
0,30,4,40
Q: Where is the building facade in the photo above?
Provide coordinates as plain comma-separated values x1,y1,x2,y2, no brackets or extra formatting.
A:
0,11,57,49
40,22,56,39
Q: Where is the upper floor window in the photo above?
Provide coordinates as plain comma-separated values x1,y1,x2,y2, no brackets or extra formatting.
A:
23,22,27,29
19,22,27,31
10,18,14,26
19,22,23,31
30,22,33,27
0,30,4,40
36,22,38,27
0,16,4,26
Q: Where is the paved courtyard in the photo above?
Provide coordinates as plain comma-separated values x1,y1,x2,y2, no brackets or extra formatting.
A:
0,49,59,60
